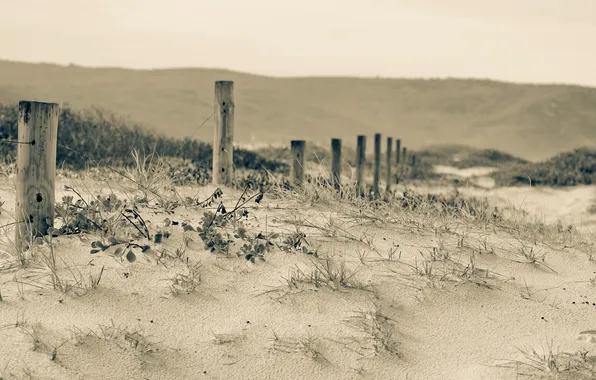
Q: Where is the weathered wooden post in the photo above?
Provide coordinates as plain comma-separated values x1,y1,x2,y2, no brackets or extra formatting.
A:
15,101,59,251
402,147,408,180
213,81,234,186
290,140,306,186
402,147,407,166
395,138,401,184
356,135,366,196
385,137,393,192
331,138,341,190
372,133,381,198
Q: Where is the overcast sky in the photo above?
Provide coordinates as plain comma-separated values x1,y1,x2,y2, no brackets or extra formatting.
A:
1,0,595,86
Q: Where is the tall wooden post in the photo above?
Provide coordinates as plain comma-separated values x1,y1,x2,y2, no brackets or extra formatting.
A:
15,101,59,251
373,133,381,198
290,140,306,187
331,138,341,190
213,81,234,186
385,137,393,192
356,135,366,196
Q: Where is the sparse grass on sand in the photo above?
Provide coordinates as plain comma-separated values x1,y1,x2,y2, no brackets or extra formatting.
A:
0,151,595,380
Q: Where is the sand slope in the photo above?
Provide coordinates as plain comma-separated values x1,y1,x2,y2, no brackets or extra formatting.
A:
0,173,595,380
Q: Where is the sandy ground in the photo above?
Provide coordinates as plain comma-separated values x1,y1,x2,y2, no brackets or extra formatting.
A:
431,165,596,231
0,169,595,380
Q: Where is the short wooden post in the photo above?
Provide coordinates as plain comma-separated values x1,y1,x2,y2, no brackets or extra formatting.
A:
372,133,381,198
402,147,407,166
15,101,59,251
401,147,408,179
290,140,306,186
395,139,401,165
411,154,417,167
385,137,393,192
213,81,234,186
395,138,401,184
331,138,341,190
356,135,366,196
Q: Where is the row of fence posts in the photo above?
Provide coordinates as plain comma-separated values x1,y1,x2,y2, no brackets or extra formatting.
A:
290,134,412,197
12,80,416,250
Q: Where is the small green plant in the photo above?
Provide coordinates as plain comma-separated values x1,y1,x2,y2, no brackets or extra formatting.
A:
54,189,127,236
195,187,264,256
90,236,154,263
235,228,277,262
197,210,234,254
278,230,317,255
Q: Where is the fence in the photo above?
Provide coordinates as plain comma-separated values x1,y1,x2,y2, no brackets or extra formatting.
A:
11,81,417,249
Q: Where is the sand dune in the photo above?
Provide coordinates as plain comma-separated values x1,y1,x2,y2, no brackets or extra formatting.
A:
0,169,595,380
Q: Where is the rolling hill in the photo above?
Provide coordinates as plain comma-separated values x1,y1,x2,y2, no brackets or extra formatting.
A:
1,59,596,162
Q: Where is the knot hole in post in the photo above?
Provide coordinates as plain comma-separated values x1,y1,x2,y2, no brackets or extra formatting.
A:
36,193,43,202
31,140,35,146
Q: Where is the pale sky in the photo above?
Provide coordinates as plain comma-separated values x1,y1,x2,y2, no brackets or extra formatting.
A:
1,0,596,86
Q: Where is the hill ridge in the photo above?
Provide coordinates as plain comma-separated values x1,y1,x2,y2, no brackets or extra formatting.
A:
2,59,596,161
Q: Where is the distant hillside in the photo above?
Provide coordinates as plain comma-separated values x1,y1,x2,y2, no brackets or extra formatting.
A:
2,60,596,161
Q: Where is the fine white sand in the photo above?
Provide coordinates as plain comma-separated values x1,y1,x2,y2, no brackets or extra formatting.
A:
0,171,595,380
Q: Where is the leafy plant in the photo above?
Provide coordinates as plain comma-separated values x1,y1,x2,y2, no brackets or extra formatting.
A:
90,236,155,263
235,228,278,262
278,231,317,255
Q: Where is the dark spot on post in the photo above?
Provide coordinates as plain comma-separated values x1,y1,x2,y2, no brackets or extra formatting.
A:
30,140,35,146
23,102,31,123
221,147,225,152
221,168,225,172
222,101,226,106
36,193,43,202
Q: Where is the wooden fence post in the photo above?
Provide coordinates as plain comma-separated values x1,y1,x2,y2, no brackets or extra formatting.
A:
331,138,341,190
213,81,234,186
395,138,401,184
356,135,366,196
290,140,306,186
373,133,381,198
401,147,408,180
402,147,407,166
385,137,393,192
15,101,59,251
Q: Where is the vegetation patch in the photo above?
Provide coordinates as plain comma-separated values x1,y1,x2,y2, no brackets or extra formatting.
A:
491,147,596,186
